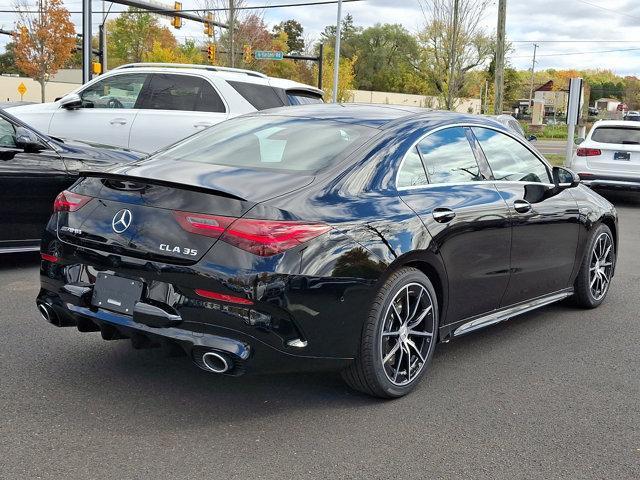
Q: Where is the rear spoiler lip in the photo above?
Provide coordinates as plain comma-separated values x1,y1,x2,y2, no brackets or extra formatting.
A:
78,170,248,202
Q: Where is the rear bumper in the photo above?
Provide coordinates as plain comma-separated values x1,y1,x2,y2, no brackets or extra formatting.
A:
37,285,353,375
580,176,640,190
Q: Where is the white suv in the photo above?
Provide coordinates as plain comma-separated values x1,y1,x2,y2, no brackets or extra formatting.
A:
571,119,640,190
7,63,323,154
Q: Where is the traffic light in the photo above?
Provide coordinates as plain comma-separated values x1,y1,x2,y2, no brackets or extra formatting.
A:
207,44,216,64
172,2,182,29
243,44,252,63
204,12,214,37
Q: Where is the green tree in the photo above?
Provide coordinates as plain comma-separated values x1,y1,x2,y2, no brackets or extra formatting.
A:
351,24,422,94
273,19,304,53
0,43,19,74
107,8,177,65
319,13,361,59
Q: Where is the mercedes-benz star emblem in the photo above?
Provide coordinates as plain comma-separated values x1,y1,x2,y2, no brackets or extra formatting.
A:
112,209,132,234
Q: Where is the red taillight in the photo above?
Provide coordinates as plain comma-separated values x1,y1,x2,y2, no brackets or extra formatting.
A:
40,253,58,263
53,190,92,212
195,289,254,305
174,211,331,256
576,148,602,157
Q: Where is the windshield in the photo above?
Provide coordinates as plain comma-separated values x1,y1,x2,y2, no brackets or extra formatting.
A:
592,126,640,145
151,115,376,172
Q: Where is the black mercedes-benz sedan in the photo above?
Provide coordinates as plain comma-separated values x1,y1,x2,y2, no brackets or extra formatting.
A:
36,104,617,398
0,108,143,253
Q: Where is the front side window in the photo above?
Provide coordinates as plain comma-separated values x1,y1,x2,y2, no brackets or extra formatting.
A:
397,146,428,188
417,127,483,184
0,116,17,147
472,127,551,183
79,73,147,109
140,74,225,113
150,115,375,172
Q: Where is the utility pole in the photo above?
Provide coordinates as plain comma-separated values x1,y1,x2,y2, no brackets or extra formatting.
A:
82,0,92,83
332,0,343,103
528,43,538,111
494,0,507,115
229,0,235,68
447,0,459,111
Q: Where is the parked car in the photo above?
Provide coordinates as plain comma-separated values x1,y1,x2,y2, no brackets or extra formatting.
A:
493,114,537,141
588,106,599,117
7,63,324,154
571,119,640,190
0,108,143,253
37,104,617,398
624,111,640,122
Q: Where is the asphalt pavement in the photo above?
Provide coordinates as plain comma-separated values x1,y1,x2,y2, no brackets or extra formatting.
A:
534,139,567,156
1,191,639,480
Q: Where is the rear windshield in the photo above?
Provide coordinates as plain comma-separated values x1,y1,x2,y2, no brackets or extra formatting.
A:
287,91,324,105
151,115,376,172
591,126,640,145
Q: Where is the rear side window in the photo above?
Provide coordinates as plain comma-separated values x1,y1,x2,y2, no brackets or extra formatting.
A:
151,115,375,172
417,127,483,184
472,127,550,183
592,126,640,145
227,81,285,110
397,147,428,188
287,91,324,105
140,74,225,113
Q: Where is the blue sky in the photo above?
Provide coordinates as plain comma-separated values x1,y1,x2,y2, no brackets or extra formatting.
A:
1,0,639,76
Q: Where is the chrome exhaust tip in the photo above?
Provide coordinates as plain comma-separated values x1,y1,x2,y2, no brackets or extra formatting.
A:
201,351,232,374
37,302,51,322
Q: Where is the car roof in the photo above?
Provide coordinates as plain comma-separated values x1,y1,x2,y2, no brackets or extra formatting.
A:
249,103,506,130
112,63,323,95
593,119,640,127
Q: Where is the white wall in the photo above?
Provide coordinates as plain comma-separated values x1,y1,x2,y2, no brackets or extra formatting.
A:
0,75,78,103
347,89,481,114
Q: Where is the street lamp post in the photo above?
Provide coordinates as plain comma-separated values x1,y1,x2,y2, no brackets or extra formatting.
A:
332,0,343,103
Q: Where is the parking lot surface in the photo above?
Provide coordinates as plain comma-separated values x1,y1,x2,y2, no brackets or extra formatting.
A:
1,192,639,480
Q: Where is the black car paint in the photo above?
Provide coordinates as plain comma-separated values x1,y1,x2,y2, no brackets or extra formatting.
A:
37,104,618,375
0,109,143,250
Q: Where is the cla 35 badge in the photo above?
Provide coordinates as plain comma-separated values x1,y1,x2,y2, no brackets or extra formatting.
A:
112,209,132,233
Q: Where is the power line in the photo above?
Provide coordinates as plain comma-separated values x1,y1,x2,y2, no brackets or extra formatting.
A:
574,0,640,22
0,0,365,14
512,47,640,59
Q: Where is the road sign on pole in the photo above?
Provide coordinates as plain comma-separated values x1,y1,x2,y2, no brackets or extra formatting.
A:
254,50,284,61
17,82,27,100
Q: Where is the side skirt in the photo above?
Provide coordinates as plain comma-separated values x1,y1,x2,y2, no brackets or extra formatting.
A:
439,288,574,340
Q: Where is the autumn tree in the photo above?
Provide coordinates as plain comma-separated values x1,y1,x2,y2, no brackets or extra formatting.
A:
107,8,177,66
315,44,356,102
417,0,493,110
13,0,76,102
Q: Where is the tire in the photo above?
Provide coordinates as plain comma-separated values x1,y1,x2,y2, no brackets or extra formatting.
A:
341,267,439,398
573,223,615,308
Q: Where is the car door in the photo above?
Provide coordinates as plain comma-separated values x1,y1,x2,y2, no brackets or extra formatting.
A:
48,73,149,148
470,127,580,306
397,126,512,324
0,116,70,247
129,74,228,153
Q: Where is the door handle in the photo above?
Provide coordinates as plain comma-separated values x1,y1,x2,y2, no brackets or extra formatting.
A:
513,199,532,213
194,122,214,129
432,208,456,223
109,118,127,125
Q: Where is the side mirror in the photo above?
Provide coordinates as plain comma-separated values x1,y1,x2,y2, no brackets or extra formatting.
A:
527,134,537,142
60,93,82,110
575,137,585,145
552,166,580,189
14,127,45,152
